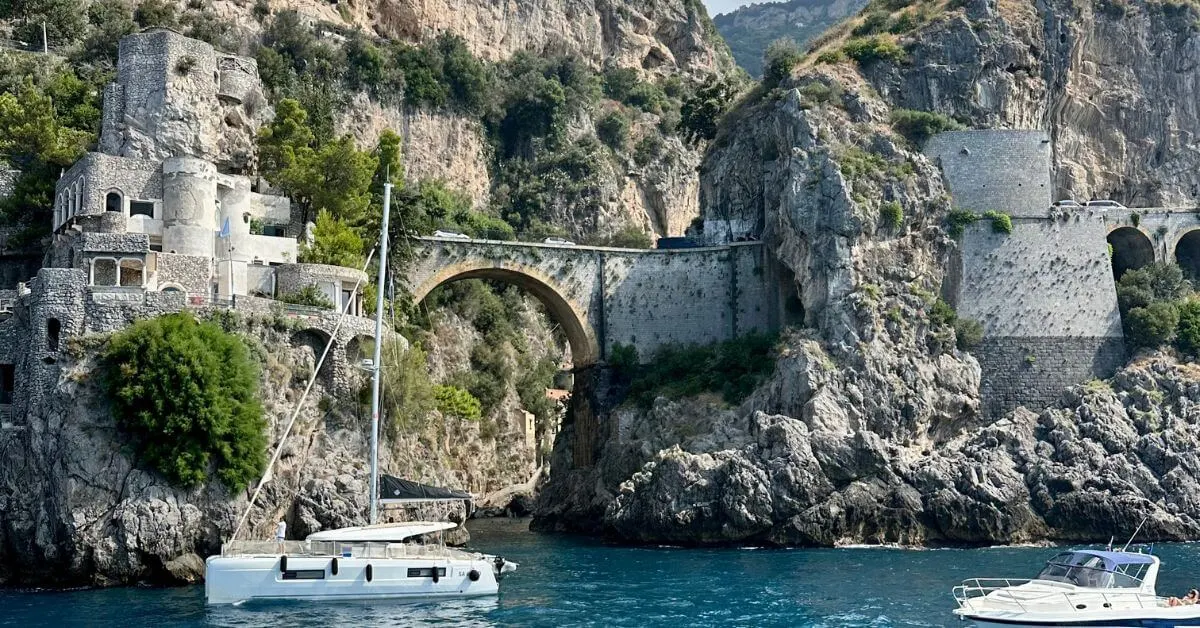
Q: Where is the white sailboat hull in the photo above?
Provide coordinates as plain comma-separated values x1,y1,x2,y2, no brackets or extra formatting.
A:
205,553,500,605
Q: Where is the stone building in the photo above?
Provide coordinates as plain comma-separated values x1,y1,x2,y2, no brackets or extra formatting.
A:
0,29,375,428
49,28,365,314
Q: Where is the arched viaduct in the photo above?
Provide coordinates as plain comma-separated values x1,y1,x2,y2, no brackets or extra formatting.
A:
404,236,782,468
1102,208,1200,280
405,237,780,368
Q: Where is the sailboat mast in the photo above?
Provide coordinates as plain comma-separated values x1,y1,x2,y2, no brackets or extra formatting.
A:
368,182,392,525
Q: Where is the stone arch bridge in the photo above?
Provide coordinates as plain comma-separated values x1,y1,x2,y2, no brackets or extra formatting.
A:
405,237,781,369
405,236,783,468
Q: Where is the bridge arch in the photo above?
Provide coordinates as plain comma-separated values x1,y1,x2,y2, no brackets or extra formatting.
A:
1107,226,1154,279
1176,229,1200,281
410,261,600,368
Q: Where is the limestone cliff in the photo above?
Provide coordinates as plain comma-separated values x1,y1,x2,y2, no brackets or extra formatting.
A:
536,0,1200,545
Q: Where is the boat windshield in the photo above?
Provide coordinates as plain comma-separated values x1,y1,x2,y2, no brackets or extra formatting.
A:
1035,551,1151,589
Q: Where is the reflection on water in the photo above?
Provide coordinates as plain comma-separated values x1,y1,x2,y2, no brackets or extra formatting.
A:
4,517,1200,627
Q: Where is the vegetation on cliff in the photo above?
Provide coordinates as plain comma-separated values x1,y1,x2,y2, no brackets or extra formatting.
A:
102,312,267,491
611,332,779,407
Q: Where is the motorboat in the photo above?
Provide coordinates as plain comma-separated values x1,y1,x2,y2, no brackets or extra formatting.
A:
953,548,1200,627
205,182,516,604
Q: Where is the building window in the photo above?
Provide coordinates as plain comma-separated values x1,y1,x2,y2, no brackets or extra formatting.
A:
0,364,13,404
47,319,60,352
105,191,122,213
119,259,145,287
91,258,118,286
263,225,286,237
130,200,154,217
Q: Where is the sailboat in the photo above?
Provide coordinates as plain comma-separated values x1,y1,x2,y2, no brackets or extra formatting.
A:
204,183,516,605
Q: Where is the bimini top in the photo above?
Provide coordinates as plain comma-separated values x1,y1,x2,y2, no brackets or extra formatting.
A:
1036,550,1158,589
1069,550,1156,567
306,521,457,543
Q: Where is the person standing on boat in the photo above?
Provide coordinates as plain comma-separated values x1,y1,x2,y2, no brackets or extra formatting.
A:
275,520,286,552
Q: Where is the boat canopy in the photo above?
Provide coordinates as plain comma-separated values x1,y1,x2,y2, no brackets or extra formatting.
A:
306,521,457,543
378,475,472,504
1036,550,1157,588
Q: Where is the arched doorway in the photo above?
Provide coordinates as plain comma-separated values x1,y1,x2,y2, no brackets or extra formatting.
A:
291,328,335,385
1107,227,1154,279
1176,229,1200,281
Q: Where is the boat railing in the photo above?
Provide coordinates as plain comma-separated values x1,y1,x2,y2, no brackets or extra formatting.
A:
954,579,1166,613
221,539,479,561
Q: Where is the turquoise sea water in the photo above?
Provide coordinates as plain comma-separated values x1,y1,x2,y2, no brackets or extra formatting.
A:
4,518,1200,627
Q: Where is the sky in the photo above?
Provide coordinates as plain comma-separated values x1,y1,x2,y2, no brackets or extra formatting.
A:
702,0,759,16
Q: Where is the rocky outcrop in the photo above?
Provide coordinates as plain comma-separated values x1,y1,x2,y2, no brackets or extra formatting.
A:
0,312,537,587
603,354,1200,545
536,0,1200,546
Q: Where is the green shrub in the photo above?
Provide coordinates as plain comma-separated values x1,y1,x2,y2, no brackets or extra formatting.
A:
602,67,641,102
929,297,956,327
762,38,804,88
298,209,365,268
624,333,777,407
433,385,482,420
946,209,979,237
852,11,891,36
102,313,266,490
134,0,177,27
798,80,843,106
609,342,640,379
983,210,1013,234
890,109,964,145
634,135,665,167
679,74,739,144
815,49,846,64
599,225,652,249
1126,301,1180,349
1116,263,1191,317
880,201,903,230
279,284,335,309
1131,213,1141,227
954,317,984,350
596,110,631,150
1175,299,1200,355
842,36,907,65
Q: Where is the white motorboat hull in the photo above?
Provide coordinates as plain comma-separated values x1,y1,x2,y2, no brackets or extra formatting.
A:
957,604,1200,627
205,554,500,605
961,615,1200,628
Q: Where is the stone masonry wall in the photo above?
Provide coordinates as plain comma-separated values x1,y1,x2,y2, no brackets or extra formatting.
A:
930,129,1123,417
925,130,1053,218
976,336,1126,418
407,239,776,366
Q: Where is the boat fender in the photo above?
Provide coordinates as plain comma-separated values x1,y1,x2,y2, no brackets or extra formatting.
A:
468,570,480,582
331,558,338,576
432,568,439,584
280,556,287,573
366,564,373,582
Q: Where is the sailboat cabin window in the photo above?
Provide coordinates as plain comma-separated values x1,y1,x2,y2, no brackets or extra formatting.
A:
281,569,325,580
407,567,446,578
